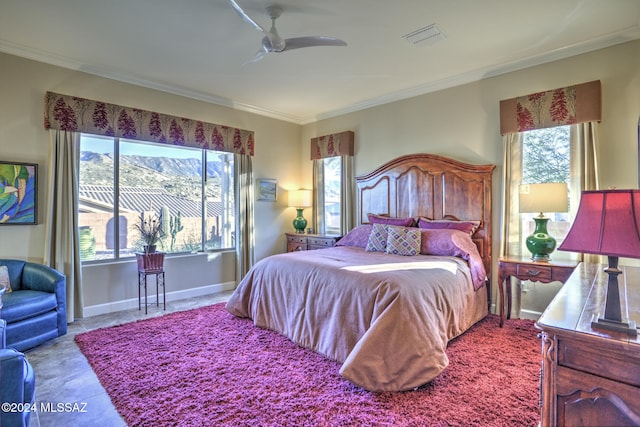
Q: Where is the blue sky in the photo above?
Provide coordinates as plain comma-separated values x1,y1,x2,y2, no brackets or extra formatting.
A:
81,135,201,160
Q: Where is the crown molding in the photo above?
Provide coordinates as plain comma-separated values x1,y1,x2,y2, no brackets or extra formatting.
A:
3,23,640,126
312,27,640,123
0,39,304,124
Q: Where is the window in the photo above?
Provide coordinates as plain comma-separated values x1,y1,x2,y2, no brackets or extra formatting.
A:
520,125,571,255
78,134,234,261
321,156,342,235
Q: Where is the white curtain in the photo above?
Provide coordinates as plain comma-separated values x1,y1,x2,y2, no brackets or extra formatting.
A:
312,159,325,234
44,130,83,321
340,155,355,233
570,121,599,193
234,154,255,281
570,121,601,264
500,133,524,258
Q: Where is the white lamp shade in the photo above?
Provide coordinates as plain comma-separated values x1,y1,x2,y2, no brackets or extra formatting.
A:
519,183,568,214
288,189,312,208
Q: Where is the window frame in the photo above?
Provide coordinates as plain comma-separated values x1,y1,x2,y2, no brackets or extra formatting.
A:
78,134,235,264
321,156,342,235
518,125,572,259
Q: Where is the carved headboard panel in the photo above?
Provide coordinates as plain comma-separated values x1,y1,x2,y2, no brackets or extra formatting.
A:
356,153,495,281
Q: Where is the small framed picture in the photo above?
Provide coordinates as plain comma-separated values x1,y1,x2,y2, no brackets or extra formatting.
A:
257,179,277,202
0,161,38,225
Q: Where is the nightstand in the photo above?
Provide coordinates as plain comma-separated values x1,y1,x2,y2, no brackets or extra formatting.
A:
497,256,578,327
285,233,342,252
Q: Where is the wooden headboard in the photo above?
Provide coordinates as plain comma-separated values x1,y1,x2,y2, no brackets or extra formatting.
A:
356,153,495,282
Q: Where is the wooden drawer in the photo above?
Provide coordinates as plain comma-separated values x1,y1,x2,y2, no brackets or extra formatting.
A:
287,242,306,252
557,336,640,387
285,233,341,252
287,235,307,245
307,237,333,247
556,366,640,427
516,264,551,281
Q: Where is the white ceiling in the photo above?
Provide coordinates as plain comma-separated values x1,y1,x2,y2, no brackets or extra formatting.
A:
1,1,639,124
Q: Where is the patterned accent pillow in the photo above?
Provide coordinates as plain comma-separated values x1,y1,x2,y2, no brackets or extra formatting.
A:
386,225,421,256
335,225,372,248
0,265,11,293
365,223,388,252
367,213,415,227
417,218,480,235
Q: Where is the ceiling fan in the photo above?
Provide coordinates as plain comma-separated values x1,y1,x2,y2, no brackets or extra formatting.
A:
227,0,347,63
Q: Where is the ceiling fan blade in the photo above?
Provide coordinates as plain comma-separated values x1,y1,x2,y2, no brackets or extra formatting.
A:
283,36,347,51
244,47,269,64
226,0,266,34
227,0,282,52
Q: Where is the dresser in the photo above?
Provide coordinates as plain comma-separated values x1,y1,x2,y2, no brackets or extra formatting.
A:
285,233,342,252
536,263,640,427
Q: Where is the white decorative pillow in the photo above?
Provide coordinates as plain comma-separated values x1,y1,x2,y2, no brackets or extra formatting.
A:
0,265,11,293
386,225,421,256
365,223,388,252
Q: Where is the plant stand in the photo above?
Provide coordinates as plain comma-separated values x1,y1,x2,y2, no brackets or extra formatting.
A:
135,252,166,314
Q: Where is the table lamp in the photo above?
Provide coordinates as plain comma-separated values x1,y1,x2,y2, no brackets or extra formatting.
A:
288,189,312,234
558,189,640,336
519,183,569,262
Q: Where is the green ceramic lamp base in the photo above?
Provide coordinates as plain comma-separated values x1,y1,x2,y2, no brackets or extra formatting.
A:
293,208,307,234
525,215,557,262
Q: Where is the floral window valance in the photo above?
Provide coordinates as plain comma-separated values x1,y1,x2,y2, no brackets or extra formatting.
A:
310,130,354,160
44,92,254,156
499,80,601,135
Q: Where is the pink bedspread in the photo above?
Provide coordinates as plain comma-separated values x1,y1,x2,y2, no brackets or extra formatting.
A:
226,246,488,392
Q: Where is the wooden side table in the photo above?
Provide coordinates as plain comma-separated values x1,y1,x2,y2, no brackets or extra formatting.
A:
497,256,578,327
285,233,342,252
136,252,166,314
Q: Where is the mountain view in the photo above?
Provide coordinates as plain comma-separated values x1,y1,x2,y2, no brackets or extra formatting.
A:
80,151,227,199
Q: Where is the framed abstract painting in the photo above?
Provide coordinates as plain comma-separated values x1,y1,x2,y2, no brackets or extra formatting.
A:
257,179,277,202
0,161,37,225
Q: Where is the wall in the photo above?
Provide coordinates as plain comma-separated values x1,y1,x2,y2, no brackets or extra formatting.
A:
2,40,639,318
0,52,301,316
302,40,640,316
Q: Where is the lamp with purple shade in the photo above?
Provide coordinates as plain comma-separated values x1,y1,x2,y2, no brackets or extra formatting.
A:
558,189,640,336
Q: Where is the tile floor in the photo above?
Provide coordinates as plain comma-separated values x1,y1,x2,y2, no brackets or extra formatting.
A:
24,291,233,427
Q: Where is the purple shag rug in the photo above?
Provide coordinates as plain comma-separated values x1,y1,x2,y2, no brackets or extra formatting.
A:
75,304,540,427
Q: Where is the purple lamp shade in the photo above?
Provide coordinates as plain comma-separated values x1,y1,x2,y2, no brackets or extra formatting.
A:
558,189,640,258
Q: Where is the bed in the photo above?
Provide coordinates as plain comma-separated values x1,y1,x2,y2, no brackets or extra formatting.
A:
226,153,495,392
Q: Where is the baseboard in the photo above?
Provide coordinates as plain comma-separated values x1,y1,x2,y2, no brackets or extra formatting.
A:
517,309,543,321
489,303,542,321
82,281,236,318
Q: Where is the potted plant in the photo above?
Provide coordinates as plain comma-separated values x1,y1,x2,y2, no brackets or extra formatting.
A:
134,211,165,253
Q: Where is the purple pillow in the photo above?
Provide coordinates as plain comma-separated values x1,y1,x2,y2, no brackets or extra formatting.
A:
368,213,415,227
335,225,372,248
419,228,486,290
417,217,480,235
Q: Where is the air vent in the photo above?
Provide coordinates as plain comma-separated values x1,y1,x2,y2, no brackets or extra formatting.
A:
403,23,446,46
